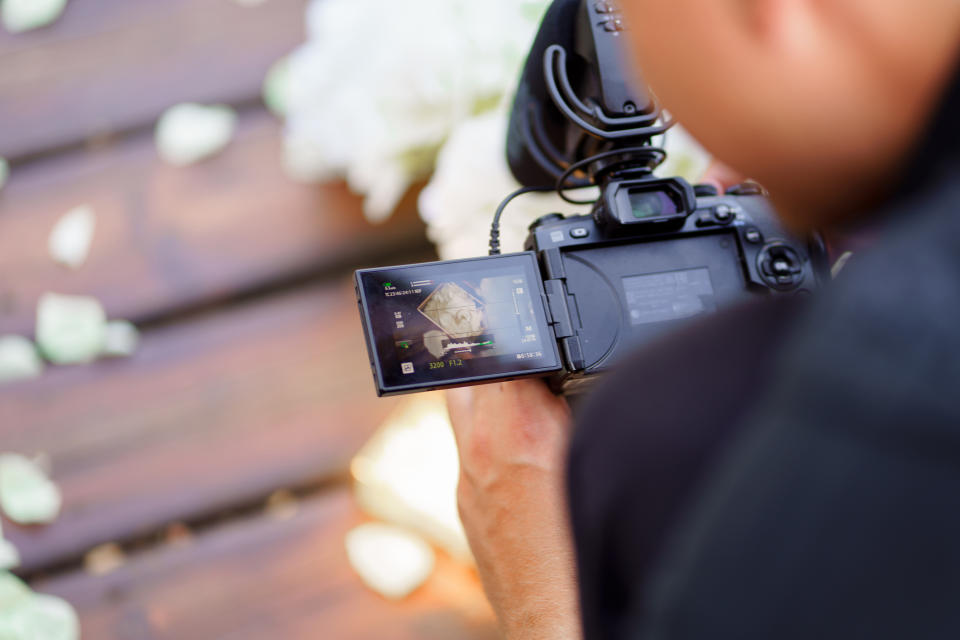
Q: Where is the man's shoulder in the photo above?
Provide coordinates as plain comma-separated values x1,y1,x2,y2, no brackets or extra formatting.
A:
775,173,960,434
568,295,809,640
633,174,960,639
571,295,804,468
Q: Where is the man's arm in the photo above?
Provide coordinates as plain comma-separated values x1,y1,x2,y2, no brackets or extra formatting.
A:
444,162,746,639
446,380,582,640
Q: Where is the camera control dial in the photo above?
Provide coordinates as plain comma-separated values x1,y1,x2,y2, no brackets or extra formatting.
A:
757,243,805,291
529,213,566,231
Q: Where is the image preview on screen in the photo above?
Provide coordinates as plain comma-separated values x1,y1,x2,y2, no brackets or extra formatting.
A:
357,254,560,393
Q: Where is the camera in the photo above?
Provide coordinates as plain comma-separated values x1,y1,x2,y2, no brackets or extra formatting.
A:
355,0,828,396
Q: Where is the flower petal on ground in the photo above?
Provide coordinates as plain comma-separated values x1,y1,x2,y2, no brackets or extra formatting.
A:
48,205,96,269
36,293,107,365
0,540,19,572
0,454,62,525
101,320,139,358
155,103,238,166
3,594,79,640
345,523,435,600
0,572,31,609
1,0,68,34
0,336,44,384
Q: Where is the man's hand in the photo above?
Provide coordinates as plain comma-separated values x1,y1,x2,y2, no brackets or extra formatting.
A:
446,380,582,640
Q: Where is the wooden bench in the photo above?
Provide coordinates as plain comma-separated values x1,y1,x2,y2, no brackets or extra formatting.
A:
0,1,495,636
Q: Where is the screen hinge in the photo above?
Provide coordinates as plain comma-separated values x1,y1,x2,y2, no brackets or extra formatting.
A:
544,279,574,338
543,278,586,370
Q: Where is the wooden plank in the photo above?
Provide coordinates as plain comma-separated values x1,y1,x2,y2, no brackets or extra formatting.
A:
0,280,402,572
34,489,497,640
0,0,307,158
0,109,429,337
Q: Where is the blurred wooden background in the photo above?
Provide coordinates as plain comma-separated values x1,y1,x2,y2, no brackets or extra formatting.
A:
0,1,496,637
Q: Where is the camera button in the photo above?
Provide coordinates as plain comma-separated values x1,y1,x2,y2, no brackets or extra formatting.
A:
758,244,804,290
713,204,733,224
744,228,763,244
570,227,590,239
694,183,719,197
594,1,615,13
529,213,565,231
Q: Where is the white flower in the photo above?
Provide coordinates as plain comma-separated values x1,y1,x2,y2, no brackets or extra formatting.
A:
262,57,290,118
657,124,712,186
419,109,594,260
420,109,713,260
281,0,550,222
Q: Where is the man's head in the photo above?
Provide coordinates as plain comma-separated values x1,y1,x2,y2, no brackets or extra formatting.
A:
620,0,960,230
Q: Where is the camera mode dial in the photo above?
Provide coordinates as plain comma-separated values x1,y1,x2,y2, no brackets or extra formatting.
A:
529,213,566,231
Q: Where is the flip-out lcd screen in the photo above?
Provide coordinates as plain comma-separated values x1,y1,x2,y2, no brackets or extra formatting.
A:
356,253,561,395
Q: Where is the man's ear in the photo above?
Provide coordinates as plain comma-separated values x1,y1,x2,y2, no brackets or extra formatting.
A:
745,0,822,55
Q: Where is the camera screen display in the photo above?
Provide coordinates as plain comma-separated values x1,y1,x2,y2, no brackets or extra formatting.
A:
628,189,679,219
356,253,561,395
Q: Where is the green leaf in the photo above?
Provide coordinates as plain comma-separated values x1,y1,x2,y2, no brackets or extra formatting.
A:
0,158,8,192
0,454,62,525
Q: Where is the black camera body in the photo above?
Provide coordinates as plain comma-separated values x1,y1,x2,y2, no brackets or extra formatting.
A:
354,0,828,396
521,179,824,394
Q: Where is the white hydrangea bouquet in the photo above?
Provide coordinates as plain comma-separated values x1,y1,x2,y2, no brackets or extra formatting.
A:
282,0,553,223
280,0,712,259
